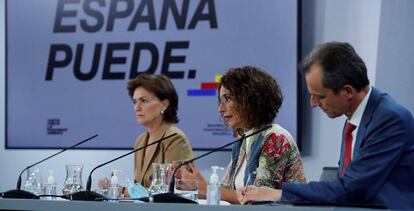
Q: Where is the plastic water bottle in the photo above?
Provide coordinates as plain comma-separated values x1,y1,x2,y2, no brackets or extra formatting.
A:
107,170,119,202
44,170,57,200
206,166,224,205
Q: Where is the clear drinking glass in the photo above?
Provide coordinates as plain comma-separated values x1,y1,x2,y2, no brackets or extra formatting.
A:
96,177,109,197
148,163,172,196
23,167,43,195
62,165,84,195
174,179,198,202
44,184,57,200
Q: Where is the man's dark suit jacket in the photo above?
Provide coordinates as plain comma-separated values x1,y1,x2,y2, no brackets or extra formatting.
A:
282,87,414,210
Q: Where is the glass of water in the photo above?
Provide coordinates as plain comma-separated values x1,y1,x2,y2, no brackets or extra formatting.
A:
23,167,43,195
148,163,172,196
62,165,84,195
174,179,198,202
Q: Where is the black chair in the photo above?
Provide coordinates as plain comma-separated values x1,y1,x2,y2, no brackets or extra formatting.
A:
319,166,338,182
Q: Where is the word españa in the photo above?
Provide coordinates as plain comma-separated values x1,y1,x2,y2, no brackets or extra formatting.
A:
46,0,218,80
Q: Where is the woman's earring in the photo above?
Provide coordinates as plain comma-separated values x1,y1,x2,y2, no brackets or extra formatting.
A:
161,109,164,114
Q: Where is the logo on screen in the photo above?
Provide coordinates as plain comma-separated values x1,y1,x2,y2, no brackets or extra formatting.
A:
47,119,68,135
187,75,221,96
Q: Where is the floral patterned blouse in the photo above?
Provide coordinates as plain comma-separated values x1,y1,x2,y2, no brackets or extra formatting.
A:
222,124,306,189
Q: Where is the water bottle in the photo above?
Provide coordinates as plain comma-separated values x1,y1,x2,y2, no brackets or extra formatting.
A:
44,170,57,200
206,166,224,205
107,170,119,202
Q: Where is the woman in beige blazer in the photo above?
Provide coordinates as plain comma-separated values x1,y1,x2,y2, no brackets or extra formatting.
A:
127,74,193,187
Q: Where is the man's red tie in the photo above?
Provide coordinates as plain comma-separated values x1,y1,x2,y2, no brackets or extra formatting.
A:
342,122,356,176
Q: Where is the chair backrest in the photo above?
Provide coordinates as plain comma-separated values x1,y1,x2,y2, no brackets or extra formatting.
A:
319,166,338,182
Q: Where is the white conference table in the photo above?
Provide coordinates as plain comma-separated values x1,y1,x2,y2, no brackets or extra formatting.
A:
0,198,386,211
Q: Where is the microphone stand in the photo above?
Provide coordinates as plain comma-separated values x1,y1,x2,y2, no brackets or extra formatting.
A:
69,133,177,201
140,125,272,203
1,134,98,199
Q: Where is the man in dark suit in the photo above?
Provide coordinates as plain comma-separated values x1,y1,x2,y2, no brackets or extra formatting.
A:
237,42,414,209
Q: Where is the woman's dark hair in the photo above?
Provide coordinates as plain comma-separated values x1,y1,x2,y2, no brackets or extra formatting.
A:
219,66,283,129
127,74,179,123
299,41,369,93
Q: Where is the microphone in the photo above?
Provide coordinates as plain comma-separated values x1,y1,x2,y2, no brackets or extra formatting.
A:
139,125,272,203
68,132,178,201
0,134,99,199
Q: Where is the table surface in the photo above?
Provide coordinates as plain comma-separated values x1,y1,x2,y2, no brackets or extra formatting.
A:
0,198,386,211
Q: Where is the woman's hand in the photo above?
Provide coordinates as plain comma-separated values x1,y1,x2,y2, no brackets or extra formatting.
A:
236,185,282,204
180,162,208,198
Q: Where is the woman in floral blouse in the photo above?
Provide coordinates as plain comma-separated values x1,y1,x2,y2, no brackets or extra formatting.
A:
181,66,306,204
